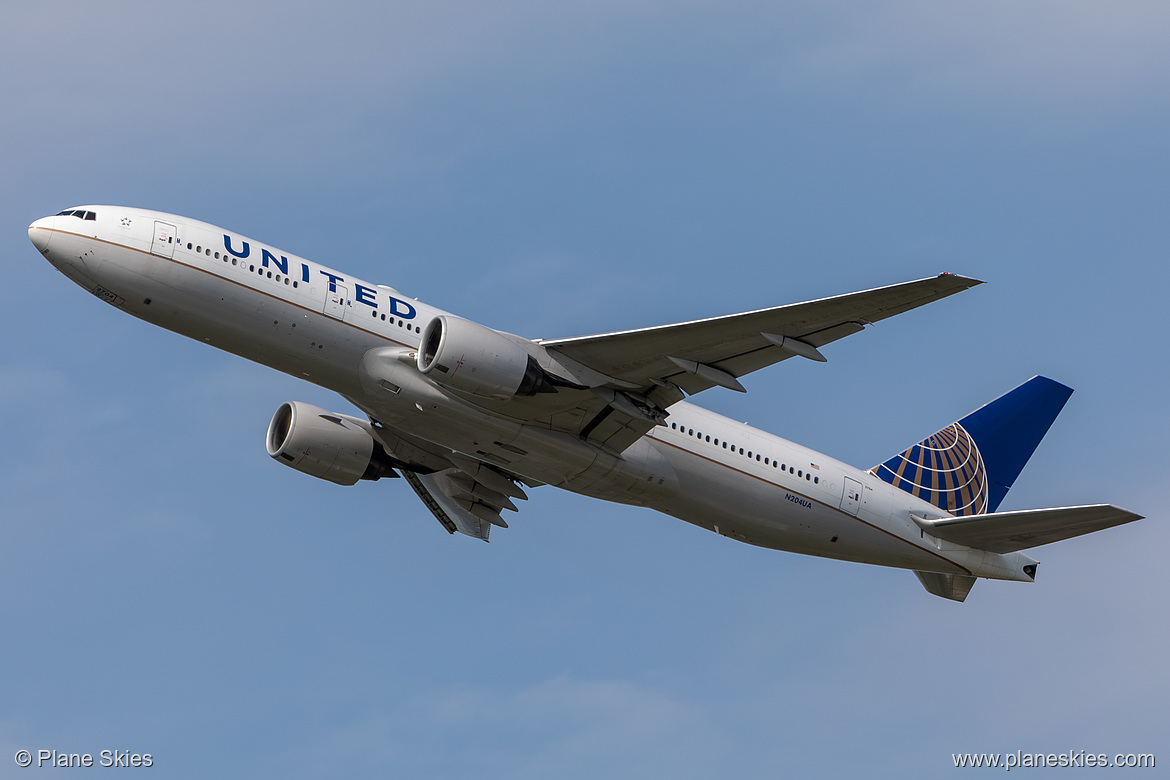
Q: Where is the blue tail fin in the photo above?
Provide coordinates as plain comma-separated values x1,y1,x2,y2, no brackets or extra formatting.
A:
871,376,1073,516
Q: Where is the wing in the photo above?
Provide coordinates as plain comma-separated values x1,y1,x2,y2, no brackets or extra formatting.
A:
541,273,983,396
369,274,984,464
402,466,526,542
915,504,1143,553
522,273,982,453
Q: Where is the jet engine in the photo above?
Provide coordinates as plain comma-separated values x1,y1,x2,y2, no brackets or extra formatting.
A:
417,315,557,399
266,401,398,485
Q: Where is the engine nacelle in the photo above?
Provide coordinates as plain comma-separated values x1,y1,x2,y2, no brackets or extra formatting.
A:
417,315,555,399
266,401,397,485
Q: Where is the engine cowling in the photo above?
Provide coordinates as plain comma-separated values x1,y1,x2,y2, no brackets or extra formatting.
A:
266,401,397,485
417,315,555,399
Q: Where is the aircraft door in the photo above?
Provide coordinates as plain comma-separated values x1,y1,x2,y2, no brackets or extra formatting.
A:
325,285,348,319
151,221,177,258
841,477,863,516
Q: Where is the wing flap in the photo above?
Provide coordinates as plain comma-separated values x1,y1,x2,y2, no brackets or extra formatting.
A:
918,504,1143,553
403,469,496,541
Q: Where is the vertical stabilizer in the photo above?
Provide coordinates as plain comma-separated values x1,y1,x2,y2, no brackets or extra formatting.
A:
872,376,1073,516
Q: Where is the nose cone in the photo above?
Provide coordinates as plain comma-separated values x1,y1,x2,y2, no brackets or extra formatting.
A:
29,217,54,254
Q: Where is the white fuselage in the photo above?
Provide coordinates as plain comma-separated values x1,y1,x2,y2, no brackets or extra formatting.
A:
29,207,1036,581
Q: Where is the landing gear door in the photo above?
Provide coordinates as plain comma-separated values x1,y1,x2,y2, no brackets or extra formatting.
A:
151,221,177,259
841,477,863,516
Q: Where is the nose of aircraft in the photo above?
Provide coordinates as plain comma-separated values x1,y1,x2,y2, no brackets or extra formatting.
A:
29,216,54,254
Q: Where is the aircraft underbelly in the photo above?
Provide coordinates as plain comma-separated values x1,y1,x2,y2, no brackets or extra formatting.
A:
80,250,667,493
651,442,968,573
86,245,374,396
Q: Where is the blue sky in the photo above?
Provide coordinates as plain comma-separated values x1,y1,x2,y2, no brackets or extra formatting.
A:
2,2,1167,777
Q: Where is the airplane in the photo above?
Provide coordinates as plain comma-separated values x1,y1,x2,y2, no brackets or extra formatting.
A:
28,206,1143,601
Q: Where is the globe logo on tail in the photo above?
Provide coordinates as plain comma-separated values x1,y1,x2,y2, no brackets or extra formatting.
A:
872,423,988,516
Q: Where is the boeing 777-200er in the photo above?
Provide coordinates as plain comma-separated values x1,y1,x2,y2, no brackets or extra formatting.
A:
28,206,1143,601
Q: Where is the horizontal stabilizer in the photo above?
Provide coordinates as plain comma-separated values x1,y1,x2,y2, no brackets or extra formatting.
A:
914,570,977,602
916,504,1143,553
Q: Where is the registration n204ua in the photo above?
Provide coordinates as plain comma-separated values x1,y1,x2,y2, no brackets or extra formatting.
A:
29,206,1143,601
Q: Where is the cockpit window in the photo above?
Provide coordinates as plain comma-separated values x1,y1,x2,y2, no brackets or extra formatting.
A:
56,209,97,221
